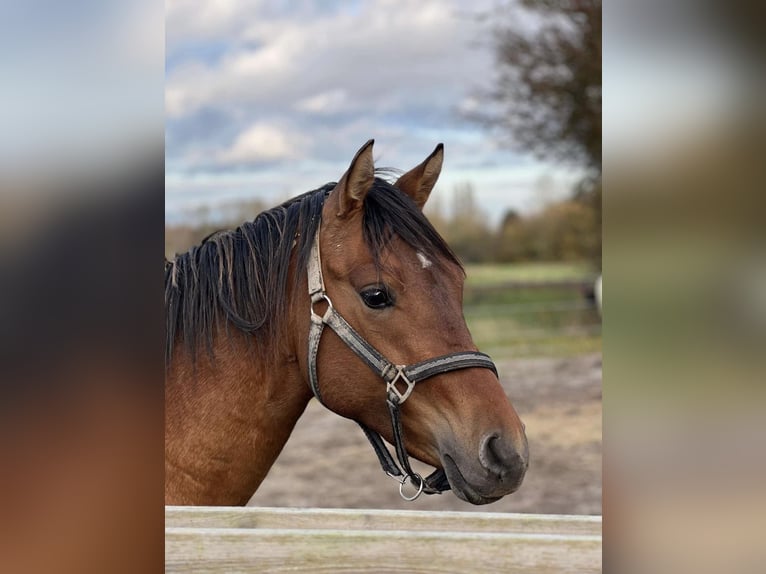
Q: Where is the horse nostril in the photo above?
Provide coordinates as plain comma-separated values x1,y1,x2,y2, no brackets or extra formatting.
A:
479,434,500,473
479,433,528,480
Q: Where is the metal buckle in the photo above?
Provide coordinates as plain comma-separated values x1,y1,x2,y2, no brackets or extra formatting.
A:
310,292,333,323
386,366,415,404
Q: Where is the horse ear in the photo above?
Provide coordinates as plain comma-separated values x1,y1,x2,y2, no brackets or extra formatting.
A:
394,143,444,210
332,139,375,218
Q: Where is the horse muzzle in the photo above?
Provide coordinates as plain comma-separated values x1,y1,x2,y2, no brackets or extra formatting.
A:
440,431,529,505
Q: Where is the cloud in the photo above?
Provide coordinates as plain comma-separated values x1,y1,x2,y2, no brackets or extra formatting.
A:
164,0,500,182
164,0,578,223
165,0,254,47
165,0,493,121
216,123,306,165
295,90,349,115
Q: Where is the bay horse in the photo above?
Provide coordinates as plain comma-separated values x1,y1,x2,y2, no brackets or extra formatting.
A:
165,140,528,506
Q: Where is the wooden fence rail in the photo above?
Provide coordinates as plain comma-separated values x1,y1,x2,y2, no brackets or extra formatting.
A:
166,506,602,573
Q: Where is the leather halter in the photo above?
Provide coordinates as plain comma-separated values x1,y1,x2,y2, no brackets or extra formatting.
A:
306,223,498,501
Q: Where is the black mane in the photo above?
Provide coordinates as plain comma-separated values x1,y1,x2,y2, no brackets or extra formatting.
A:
165,177,460,364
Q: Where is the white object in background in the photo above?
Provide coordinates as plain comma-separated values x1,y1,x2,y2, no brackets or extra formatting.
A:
595,275,602,316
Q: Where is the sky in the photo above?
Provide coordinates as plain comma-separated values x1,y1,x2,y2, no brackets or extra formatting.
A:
165,0,584,226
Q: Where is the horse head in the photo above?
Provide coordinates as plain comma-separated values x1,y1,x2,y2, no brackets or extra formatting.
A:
301,140,528,504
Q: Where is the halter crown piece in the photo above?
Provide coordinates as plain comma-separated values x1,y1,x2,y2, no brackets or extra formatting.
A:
306,223,499,501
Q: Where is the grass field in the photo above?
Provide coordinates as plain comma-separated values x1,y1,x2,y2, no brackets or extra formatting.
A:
463,262,601,358
465,262,596,287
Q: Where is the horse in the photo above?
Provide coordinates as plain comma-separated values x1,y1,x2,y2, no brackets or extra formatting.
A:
165,140,529,506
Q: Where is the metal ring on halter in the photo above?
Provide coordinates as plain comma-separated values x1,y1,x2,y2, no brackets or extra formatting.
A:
398,473,425,501
310,293,334,322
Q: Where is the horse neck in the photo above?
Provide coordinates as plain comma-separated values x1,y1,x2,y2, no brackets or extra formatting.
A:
165,317,312,505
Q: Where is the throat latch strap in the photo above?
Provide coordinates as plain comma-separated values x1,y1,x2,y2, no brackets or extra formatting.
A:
305,225,499,500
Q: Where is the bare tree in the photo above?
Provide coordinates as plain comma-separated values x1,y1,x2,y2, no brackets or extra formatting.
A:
468,1,602,268
475,0,601,172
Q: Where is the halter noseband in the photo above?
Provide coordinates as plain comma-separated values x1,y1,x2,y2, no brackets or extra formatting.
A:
306,223,498,501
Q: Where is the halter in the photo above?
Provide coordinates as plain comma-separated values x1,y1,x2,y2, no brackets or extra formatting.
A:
306,223,498,501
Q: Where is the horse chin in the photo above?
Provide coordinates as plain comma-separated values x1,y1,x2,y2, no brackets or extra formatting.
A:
441,454,504,506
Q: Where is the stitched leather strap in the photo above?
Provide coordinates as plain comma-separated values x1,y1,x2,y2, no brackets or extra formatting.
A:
307,311,326,404
358,423,402,477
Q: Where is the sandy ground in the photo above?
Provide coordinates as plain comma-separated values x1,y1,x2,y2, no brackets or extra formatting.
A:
248,353,602,515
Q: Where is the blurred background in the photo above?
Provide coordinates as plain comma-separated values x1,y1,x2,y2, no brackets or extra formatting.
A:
1,1,164,573
165,0,603,517
2,0,764,571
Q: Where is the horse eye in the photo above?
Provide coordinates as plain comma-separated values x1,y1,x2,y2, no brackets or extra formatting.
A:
360,287,393,309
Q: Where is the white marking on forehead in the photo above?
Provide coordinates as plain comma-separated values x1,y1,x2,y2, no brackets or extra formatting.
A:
416,251,432,269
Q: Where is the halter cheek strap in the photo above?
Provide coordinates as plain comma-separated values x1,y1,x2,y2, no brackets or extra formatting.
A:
306,224,498,500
